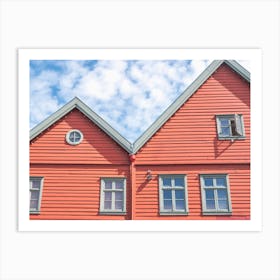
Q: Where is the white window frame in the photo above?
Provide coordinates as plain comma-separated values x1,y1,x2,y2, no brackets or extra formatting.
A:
158,175,188,215
200,174,232,215
66,129,83,145
29,177,44,214
216,114,245,140
99,178,126,215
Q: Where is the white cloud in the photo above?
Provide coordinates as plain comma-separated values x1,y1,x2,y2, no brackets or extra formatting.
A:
30,60,212,142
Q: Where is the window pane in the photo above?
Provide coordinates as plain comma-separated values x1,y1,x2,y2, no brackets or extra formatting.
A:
174,177,184,187
69,131,81,142
206,200,216,210
220,119,229,126
115,181,124,190
30,200,39,210
163,190,172,199
217,189,227,199
175,200,185,210
162,178,171,187
163,200,172,210
221,127,230,136
175,190,184,199
115,192,123,201
104,181,112,189
115,201,123,210
205,189,214,199
30,191,39,200
104,201,111,210
74,132,81,141
204,178,213,187
218,200,228,210
216,178,226,187
31,180,41,189
104,192,112,201
230,120,238,135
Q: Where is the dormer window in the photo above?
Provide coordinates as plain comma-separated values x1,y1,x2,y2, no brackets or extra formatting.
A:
66,129,83,145
216,114,245,140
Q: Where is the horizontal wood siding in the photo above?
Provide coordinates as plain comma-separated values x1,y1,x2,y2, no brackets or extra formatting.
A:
30,109,129,165
136,64,250,164
30,164,131,220
134,164,250,220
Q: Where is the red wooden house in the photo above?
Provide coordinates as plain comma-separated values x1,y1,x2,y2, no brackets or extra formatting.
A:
29,60,250,220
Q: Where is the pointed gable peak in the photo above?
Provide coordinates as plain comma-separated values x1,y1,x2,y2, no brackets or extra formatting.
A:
132,60,250,153
30,97,132,153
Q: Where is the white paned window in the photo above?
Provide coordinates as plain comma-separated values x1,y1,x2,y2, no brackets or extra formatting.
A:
100,178,126,214
200,174,232,215
66,129,83,145
216,114,245,139
30,177,44,213
159,175,188,215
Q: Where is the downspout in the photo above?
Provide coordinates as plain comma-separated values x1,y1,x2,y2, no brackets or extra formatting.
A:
129,154,136,220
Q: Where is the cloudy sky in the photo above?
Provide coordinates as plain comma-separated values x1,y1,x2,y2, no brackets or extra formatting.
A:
30,59,250,142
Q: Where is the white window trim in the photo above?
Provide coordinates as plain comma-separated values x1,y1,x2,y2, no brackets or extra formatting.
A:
158,175,189,215
216,114,245,140
29,176,44,214
99,178,127,215
66,129,83,145
200,174,232,215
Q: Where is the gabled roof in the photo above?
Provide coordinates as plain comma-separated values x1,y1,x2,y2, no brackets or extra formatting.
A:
132,60,250,153
30,97,132,153
30,60,250,155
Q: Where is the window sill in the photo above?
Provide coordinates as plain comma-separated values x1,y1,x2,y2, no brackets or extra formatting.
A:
202,212,232,216
30,211,40,215
160,212,189,216
99,211,127,215
218,136,245,140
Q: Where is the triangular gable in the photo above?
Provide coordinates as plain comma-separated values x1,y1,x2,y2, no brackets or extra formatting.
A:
30,97,132,153
132,60,250,153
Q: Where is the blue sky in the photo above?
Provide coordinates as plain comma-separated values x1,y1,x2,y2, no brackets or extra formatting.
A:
30,59,250,142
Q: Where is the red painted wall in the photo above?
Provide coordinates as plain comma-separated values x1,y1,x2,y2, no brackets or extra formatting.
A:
133,63,250,220
134,164,250,220
30,109,129,165
30,164,130,220
30,109,131,219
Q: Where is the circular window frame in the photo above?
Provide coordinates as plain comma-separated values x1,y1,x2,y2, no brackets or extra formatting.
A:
66,129,83,145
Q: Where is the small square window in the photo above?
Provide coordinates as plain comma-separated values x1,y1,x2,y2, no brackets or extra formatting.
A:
100,178,126,214
200,175,232,215
30,177,44,213
159,175,188,215
216,114,245,139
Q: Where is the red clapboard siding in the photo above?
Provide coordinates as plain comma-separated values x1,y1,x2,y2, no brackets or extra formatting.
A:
30,109,129,165
134,164,250,220
30,164,131,220
136,64,250,165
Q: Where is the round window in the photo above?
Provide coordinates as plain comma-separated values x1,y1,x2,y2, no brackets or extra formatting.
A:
66,129,83,145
